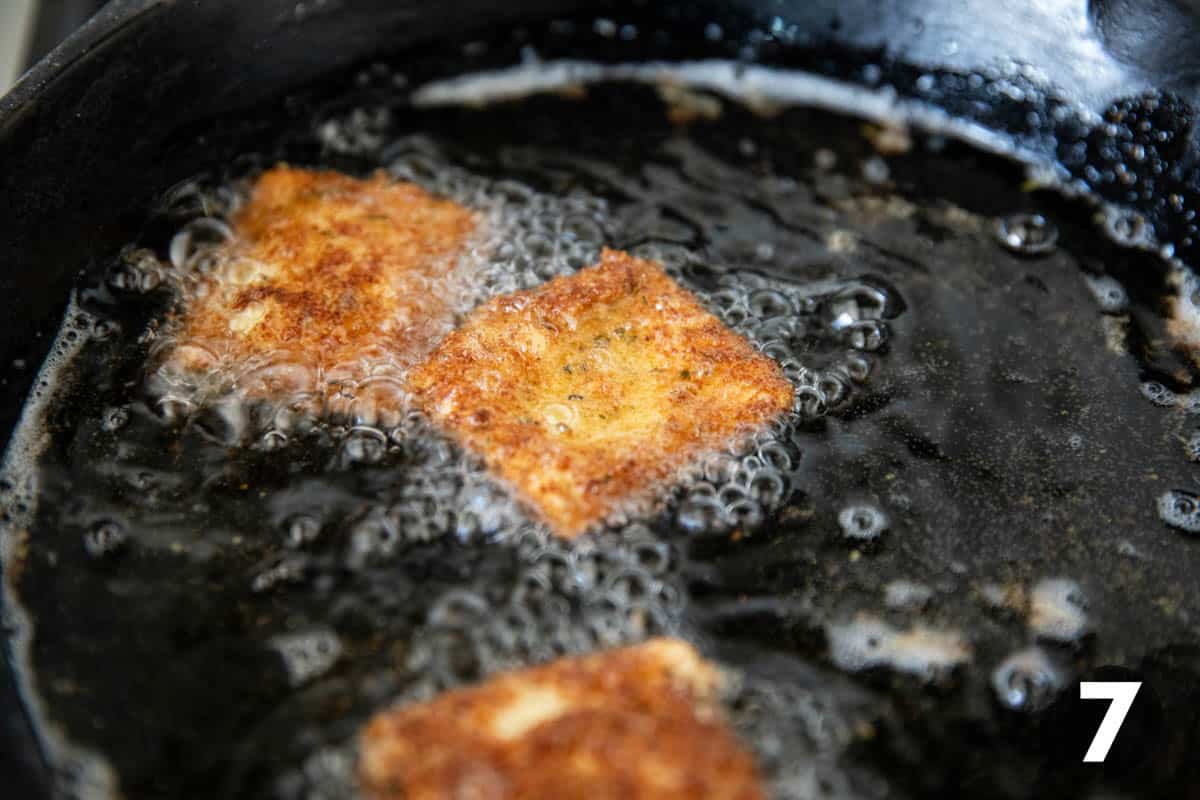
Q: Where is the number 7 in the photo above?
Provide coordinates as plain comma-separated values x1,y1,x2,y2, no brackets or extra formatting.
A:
1079,681,1141,762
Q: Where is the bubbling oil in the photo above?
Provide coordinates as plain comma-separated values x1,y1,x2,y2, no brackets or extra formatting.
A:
7,63,1200,800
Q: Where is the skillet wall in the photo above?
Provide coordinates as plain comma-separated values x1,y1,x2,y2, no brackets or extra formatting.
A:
3,0,1200,796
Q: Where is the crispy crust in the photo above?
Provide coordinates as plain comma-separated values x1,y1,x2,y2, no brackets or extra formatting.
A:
164,166,477,405
408,249,794,537
358,639,764,800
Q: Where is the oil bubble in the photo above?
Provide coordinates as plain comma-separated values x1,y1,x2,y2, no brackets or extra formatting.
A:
108,247,163,293
160,178,240,220
100,406,130,432
1103,207,1151,247
338,426,388,466
748,289,795,318
1180,392,1200,415
1083,274,1129,314
153,395,194,426
995,213,1058,256
269,629,342,687
723,497,763,530
861,157,890,184
837,504,888,542
168,217,233,272
317,107,392,156
192,399,248,446
251,554,308,593
283,514,322,548
260,429,289,452
842,352,872,382
1157,489,1200,533
90,319,120,342
1140,381,1177,408
748,468,789,507
756,441,796,472
826,283,889,328
841,320,886,351
604,567,656,605
427,589,490,628
991,647,1065,712
345,511,403,569
627,540,672,575
83,520,128,559
676,494,729,536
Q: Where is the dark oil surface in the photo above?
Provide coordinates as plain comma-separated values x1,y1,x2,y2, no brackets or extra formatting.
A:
7,74,1200,800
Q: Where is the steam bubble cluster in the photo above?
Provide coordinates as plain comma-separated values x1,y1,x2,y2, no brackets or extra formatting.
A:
401,526,685,694
671,270,901,537
725,675,872,800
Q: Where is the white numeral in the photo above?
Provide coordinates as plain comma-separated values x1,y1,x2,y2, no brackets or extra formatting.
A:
1079,681,1141,762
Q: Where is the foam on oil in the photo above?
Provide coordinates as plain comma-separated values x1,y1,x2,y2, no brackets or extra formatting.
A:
0,298,121,800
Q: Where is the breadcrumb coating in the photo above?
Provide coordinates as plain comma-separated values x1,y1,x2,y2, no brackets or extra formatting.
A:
408,249,794,536
359,638,765,800
162,166,478,411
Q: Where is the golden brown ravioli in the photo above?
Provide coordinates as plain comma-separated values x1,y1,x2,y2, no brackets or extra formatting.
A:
161,165,478,421
358,639,765,800
408,249,794,537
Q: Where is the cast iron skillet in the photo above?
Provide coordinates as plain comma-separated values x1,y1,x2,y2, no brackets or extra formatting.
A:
4,1,1200,796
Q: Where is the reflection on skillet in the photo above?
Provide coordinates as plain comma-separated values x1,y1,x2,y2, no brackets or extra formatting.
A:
5,68,1200,799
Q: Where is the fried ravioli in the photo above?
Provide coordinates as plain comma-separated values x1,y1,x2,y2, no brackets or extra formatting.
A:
358,638,764,800
160,165,478,420
408,249,795,537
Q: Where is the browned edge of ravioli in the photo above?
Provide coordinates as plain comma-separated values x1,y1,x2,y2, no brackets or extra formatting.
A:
358,638,766,800
408,248,795,537
164,165,478,404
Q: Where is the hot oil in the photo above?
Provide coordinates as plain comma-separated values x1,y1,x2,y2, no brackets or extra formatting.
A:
6,66,1200,800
